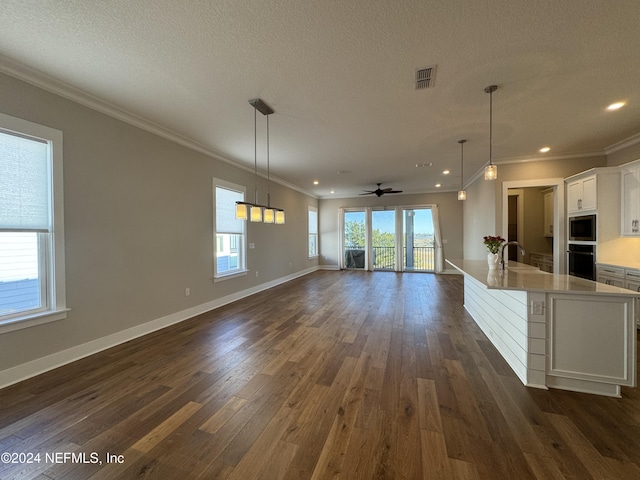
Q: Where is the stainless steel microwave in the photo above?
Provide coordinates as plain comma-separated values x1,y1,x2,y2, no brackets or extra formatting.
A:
569,214,596,241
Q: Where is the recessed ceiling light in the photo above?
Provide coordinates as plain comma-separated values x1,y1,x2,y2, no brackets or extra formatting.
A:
313,180,319,185
442,170,450,175
607,102,626,111
435,183,441,188
330,190,335,194
539,147,551,153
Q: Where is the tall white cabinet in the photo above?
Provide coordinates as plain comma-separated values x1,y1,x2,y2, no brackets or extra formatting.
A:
621,159,640,236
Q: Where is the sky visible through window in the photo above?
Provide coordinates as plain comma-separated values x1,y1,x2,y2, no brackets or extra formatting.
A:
345,209,434,235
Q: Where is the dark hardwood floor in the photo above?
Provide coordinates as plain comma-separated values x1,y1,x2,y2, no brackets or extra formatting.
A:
1,271,639,479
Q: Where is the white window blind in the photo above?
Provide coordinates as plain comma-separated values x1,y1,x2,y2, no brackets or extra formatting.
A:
309,208,318,235
308,207,318,257
0,131,50,232
216,186,243,234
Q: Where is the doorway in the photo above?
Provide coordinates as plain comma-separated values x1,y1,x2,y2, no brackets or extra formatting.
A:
507,190,524,262
504,180,564,273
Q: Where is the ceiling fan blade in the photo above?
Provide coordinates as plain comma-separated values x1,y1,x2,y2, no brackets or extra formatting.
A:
362,184,402,196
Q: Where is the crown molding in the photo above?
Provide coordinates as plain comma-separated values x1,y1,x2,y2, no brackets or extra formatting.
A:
463,150,607,189
604,131,640,155
0,54,317,199
491,150,606,165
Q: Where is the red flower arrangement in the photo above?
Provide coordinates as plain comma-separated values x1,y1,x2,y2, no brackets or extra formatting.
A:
483,235,505,254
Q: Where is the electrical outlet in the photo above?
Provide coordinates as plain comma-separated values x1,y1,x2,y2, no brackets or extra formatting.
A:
255,271,259,277
185,288,190,297
531,300,544,315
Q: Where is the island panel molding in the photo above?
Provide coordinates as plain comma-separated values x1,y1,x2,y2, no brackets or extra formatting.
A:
446,259,637,397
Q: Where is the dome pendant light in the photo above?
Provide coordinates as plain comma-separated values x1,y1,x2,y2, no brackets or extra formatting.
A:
457,139,467,200
484,85,498,181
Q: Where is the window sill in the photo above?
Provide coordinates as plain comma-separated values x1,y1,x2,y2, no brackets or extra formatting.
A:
0,308,70,334
214,270,248,282
308,254,319,259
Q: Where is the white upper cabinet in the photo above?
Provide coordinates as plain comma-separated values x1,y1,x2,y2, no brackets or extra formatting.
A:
567,174,597,215
565,168,620,245
621,160,640,236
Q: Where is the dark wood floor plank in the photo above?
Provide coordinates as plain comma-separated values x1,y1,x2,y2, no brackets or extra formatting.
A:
0,271,638,479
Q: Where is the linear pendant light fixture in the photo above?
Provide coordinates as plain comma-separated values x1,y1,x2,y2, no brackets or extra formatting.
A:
484,85,498,181
457,139,467,200
235,98,285,224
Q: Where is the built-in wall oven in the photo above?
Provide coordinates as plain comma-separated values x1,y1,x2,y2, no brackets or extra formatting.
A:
567,243,596,280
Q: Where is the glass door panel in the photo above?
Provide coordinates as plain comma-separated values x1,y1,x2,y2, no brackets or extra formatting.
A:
402,208,435,272
343,210,366,269
371,210,395,270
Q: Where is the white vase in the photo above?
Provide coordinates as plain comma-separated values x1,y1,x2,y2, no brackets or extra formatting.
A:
487,252,500,270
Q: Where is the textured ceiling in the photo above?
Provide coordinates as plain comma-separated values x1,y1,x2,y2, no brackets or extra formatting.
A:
1,0,639,198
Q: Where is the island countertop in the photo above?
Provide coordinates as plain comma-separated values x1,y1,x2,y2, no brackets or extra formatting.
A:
446,259,638,296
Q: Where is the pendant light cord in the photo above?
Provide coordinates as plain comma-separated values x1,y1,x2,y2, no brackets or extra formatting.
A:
459,139,465,189
489,89,493,166
254,105,258,204
484,85,497,167
267,115,270,208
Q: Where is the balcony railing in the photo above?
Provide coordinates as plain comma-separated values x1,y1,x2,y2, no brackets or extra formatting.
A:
403,246,435,271
372,246,395,270
345,246,435,271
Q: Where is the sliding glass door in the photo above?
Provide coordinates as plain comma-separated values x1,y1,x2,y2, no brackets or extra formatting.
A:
341,206,437,272
402,208,435,272
343,210,366,269
371,209,396,270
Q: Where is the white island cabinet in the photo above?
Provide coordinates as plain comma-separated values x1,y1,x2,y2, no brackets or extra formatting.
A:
447,259,637,397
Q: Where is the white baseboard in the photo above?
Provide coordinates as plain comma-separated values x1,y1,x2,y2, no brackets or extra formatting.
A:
0,266,320,390
440,268,462,275
318,264,340,270
317,264,459,274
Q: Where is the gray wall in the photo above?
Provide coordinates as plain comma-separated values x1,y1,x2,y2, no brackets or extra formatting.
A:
0,72,318,373
318,191,463,271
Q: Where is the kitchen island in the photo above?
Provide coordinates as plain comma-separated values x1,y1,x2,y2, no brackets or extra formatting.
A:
447,259,637,397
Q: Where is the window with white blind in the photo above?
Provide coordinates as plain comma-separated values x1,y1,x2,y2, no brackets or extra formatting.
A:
0,113,66,331
213,179,246,279
308,206,318,258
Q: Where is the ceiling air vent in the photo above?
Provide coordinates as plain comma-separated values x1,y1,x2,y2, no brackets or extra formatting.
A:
415,65,436,89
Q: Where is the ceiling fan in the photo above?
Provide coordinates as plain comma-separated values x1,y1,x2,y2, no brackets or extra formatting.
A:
360,183,403,197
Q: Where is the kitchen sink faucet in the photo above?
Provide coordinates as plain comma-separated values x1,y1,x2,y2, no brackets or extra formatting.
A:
500,241,525,270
